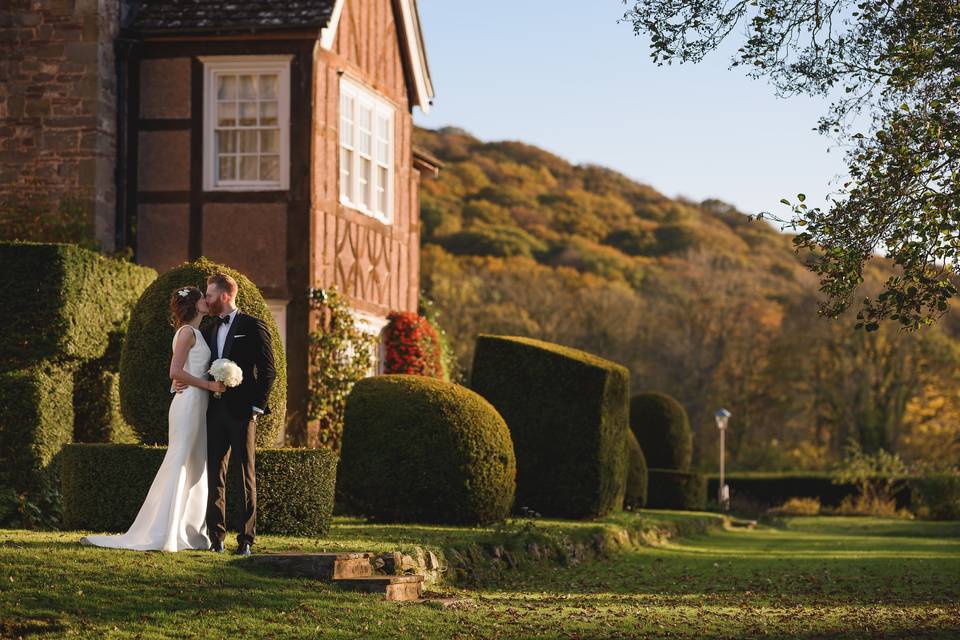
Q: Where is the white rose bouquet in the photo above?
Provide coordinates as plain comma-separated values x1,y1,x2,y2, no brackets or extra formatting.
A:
208,358,243,398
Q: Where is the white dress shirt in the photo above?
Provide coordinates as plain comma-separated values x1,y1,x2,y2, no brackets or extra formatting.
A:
215,307,239,359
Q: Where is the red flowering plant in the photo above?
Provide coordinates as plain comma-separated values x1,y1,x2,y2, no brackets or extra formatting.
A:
383,311,445,378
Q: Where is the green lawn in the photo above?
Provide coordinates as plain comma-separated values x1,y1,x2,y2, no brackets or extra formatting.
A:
1,514,958,639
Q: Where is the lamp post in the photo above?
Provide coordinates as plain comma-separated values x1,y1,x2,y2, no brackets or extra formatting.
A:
715,408,731,511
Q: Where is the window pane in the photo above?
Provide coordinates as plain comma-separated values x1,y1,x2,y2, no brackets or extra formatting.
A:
217,101,236,126
240,156,258,181
217,75,237,100
378,138,389,163
260,129,279,153
259,101,278,126
239,75,257,100
360,157,371,207
259,74,278,99
218,156,236,181
359,105,372,130
239,102,257,127
238,130,258,153
216,130,236,154
359,129,371,156
260,155,280,182
378,166,388,213
341,147,353,200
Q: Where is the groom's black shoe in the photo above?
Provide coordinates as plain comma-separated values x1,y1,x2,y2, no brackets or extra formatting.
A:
236,541,252,557
210,539,224,553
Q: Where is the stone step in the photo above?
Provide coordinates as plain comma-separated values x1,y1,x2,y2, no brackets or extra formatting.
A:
333,575,424,602
248,552,374,580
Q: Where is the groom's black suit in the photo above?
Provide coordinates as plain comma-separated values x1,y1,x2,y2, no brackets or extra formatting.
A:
204,310,276,547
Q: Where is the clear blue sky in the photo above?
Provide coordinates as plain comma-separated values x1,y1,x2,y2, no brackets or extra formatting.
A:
413,0,848,217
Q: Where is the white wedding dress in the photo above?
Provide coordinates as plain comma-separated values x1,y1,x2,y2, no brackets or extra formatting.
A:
81,325,211,552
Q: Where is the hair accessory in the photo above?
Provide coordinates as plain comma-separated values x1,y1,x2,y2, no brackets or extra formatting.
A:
178,288,191,298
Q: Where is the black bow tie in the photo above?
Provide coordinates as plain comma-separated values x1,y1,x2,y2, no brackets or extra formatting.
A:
216,314,231,326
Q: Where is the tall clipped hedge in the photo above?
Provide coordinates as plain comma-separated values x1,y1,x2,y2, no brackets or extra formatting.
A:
62,444,337,535
470,335,629,519
119,258,286,447
624,429,649,508
338,375,516,524
0,242,156,371
630,392,693,471
0,364,74,493
647,469,708,510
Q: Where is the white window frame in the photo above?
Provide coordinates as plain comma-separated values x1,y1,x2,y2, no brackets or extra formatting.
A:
201,56,292,191
353,310,388,376
339,77,395,224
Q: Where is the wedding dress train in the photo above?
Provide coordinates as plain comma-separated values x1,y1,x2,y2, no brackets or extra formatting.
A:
80,325,211,552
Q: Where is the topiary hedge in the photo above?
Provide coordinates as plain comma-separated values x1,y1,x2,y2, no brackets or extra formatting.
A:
707,472,914,510
337,375,516,524
0,363,74,493
0,242,156,371
119,258,286,447
624,429,648,508
647,469,708,510
470,334,629,519
61,444,337,535
630,392,692,471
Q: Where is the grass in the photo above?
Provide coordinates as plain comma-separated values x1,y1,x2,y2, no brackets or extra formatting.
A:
1,513,958,639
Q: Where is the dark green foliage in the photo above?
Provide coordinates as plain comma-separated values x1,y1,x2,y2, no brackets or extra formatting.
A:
0,364,74,494
630,392,692,471
0,242,156,371
470,335,629,519
72,367,137,444
624,429,648,508
61,444,337,535
119,258,286,447
647,468,707,510
0,484,62,530
438,224,547,259
707,472,915,510
604,227,656,256
910,475,960,521
652,223,697,255
337,375,516,524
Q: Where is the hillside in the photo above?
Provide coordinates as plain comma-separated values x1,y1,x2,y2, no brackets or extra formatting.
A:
413,126,960,471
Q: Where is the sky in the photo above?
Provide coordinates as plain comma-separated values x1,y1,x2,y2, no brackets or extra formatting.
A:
412,0,849,218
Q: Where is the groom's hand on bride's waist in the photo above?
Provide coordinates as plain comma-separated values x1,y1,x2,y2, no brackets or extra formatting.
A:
173,380,188,394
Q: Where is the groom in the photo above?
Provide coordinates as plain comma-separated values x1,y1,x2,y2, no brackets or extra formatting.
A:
179,273,276,556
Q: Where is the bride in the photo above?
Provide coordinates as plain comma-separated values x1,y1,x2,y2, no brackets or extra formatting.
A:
80,286,226,552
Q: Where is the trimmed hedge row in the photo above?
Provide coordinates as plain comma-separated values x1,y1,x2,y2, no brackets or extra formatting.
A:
630,392,692,471
0,363,74,492
705,473,913,509
338,375,516,524
119,258,286,447
624,429,648,508
61,444,337,536
647,468,708,510
471,334,629,519
0,242,156,371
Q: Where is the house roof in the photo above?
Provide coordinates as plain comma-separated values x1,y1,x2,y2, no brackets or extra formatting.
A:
123,0,337,33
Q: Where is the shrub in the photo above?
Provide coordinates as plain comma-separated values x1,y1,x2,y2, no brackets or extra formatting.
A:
337,375,516,524
630,392,693,471
470,335,629,519
305,287,378,450
383,312,444,378
0,363,74,494
119,258,286,447
647,469,708,510
0,242,155,371
624,429,648,508
706,472,914,510
833,441,909,512
911,474,960,521
61,444,337,535
73,365,137,444
438,224,547,259
769,497,821,516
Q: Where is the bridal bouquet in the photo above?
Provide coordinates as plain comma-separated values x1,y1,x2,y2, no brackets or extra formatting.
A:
208,358,243,398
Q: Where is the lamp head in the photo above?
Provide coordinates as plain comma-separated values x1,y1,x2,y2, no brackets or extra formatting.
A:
715,408,731,430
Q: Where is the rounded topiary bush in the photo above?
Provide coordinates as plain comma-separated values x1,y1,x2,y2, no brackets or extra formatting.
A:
647,469,708,510
119,258,286,446
337,375,516,524
630,392,692,471
624,429,648,508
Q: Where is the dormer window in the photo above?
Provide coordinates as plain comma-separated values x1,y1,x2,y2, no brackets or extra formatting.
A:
339,78,394,224
201,56,291,191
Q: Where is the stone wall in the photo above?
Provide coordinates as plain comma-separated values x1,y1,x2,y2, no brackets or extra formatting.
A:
0,0,119,252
